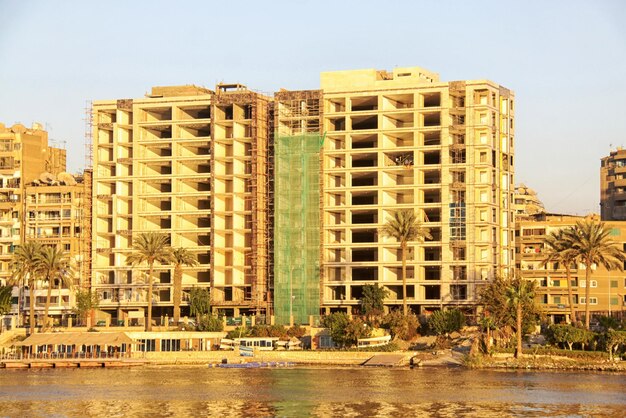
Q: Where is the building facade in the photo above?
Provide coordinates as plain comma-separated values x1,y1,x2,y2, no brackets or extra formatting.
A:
600,148,626,221
0,122,89,325
91,85,270,322
517,213,626,323
91,66,515,322
319,68,515,315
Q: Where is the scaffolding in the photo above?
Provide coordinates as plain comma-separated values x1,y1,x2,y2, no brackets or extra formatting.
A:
273,133,321,325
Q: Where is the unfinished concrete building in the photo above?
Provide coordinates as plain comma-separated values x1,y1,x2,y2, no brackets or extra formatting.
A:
91,85,270,322
273,90,323,324
319,68,515,315
91,66,515,322
601,148,626,221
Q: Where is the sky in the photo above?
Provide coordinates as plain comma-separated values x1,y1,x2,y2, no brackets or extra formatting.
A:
0,0,625,215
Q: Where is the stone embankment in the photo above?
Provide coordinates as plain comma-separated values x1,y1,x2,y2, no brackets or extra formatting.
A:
140,350,411,367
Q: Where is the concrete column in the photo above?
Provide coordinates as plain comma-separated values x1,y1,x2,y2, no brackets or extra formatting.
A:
105,317,110,328
242,314,247,328
67,317,72,328
270,315,275,325
124,317,129,328
86,317,92,328
251,315,256,327
289,315,294,327
234,308,240,317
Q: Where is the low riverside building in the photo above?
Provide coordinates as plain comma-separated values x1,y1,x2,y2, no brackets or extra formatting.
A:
516,213,626,323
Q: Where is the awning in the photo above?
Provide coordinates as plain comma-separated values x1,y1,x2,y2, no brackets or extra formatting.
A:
14,332,139,347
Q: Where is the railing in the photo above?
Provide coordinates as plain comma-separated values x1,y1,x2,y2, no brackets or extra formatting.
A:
0,351,136,360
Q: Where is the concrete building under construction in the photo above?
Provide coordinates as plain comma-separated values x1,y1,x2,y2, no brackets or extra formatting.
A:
91,66,515,323
91,85,270,322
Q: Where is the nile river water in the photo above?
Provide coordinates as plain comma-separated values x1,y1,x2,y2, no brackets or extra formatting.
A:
0,366,625,417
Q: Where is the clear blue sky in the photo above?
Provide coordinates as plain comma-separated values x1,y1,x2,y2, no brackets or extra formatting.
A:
1,0,625,215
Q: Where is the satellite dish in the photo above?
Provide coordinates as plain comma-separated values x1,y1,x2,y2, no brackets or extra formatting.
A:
57,172,77,186
39,172,56,184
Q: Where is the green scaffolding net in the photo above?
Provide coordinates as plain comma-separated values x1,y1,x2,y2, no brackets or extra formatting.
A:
274,134,321,325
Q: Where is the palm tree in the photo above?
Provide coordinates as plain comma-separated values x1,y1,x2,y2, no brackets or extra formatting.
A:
34,246,74,330
566,220,626,330
505,278,536,358
9,241,43,334
542,228,578,324
126,232,173,331
381,209,431,315
171,247,198,324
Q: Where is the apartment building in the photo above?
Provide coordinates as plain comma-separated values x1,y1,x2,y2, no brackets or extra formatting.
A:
319,67,515,315
600,148,626,221
514,184,545,219
0,122,89,324
91,85,270,322
517,213,626,323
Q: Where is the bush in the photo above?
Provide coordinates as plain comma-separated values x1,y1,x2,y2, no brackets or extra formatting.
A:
381,310,419,341
250,325,287,338
196,315,224,332
547,324,594,350
321,312,370,347
428,309,466,335
226,327,251,339
287,325,306,338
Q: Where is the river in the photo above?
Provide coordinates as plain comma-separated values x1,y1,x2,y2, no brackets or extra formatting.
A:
0,366,624,417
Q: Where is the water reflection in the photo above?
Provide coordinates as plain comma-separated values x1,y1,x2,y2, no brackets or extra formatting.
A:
0,367,624,417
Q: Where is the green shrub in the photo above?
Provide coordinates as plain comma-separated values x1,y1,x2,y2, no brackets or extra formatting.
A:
287,324,306,338
226,327,251,339
321,312,370,347
381,310,419,341
250,324,287,338
196,315,224,332
428,309,466,335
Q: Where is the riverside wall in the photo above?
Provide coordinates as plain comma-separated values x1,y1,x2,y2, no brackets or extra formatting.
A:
139,350,401,366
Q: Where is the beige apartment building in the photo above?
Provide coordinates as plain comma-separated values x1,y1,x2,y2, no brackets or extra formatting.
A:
600,147,626,221
0,122,89,325
319,67,515,315
517,213,626,323
91,85,270,322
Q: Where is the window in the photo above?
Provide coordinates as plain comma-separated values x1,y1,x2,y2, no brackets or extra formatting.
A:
611,280,618,288
590,280,597,288
579,297,598,305
610,296,619,306
553,296,561,304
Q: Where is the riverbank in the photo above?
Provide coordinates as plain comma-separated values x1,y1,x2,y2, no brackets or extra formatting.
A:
134,349,626,373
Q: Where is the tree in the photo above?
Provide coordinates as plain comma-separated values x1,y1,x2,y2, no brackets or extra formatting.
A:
126,232,173,331
566,220,626,330
0,286,12,315
35,245,74,329
73,289,99,326
360,284,388,321
9,241,43,334
381,209,431,315
548,324,593,351
321,312,369,347
479,276,542,354
381,310,419,341
505,278,538,358
428,309,466,335
171,247,198,324
188,287,211,321
542,228,579,323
